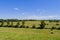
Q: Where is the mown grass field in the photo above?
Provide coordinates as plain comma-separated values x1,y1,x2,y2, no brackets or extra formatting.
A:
0,27,60,40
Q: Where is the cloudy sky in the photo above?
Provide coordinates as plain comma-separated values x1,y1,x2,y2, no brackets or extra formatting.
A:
0,0,60,20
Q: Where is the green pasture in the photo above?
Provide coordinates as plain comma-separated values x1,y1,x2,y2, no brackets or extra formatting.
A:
0,27,60,40
1,20,60,28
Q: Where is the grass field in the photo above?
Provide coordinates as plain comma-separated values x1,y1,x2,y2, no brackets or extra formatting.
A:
0,27,60,40
2,20,60,28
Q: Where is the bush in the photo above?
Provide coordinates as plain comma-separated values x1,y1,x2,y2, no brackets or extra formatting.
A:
57,27,60,30
13,25,18,28
56,23,59,25
20,25,22,28
26,26,29,28
4,25,8,27
51,27,56,31
8,25,12,27
44,23,48,25
32,24,36,28
20,25,25,28
13,22,19,28
52,27,56,29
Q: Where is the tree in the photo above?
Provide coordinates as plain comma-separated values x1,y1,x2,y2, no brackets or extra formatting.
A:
39,21,45,29
17,21,20,27
8,21,13,27
20,20,25,28
14,21,19,28
4,20,10,27
0,19,3,27
0,21,3,27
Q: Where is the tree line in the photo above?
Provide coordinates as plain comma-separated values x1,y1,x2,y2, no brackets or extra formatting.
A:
0,19,60,30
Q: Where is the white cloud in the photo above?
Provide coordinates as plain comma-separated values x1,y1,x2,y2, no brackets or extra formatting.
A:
20,15,60,20
14,8,19,10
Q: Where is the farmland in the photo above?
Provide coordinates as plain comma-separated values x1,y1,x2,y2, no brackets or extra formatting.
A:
0,20,60,28
0,27,60,40
0,20,60,40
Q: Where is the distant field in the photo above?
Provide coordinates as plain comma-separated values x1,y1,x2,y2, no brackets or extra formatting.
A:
0,27,60,40
2,20,60,28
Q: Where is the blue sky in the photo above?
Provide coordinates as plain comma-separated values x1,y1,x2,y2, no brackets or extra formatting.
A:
0,0,60,20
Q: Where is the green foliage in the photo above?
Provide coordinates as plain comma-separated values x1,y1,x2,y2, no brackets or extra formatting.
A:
8,25,12,27
45,23,48,25
57,27,60,30
0,19,60,29
49,20,59,22
51,27,56,31
26,26,29,28
20,25,25,28
8,22,13,27
39,21,45,29
13,22,20,28
56,23,59,25
0,21,3,27
32,24,36,28
22,20,25,25
13,25,18,28
19,20,25,28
